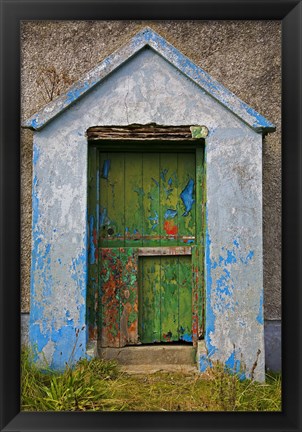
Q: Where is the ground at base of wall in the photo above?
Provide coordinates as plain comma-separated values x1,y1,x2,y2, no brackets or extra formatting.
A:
21,348,281,412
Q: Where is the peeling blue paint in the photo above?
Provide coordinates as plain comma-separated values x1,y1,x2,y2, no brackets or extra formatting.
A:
180,179,195,216
51,325,87,370
212,244,254,269
40,244,53,298
164,209,178,219
240,250,254,264
179,333,192,342
33,143,40,166
216,269,233,297
164,187,173,198
148,211,158,221
199,355,212,372
30,170,51,355
30,118,39,129
65,81,90,105
256,291,264,325
225,249,237,265
89,215,96,265
225,351,246,380
30,323,49,356
245,104,275,131
32,175,39,226
101,160,110,179
148,211,159,230
160,168,168,181
30,226,88,370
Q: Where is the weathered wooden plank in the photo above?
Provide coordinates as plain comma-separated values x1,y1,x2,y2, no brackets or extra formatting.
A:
87,124,208,141
87,146,99,341
160,153,179,247
100,248,121,347
107,153,125,247
137,246,191,256
119,247,139,346
125,153,143,246
160,256,179,342
138,254,143,344
99,152,109,248
178,153,196,246
178,256,193,342
140,256,161,343
142,153,160,247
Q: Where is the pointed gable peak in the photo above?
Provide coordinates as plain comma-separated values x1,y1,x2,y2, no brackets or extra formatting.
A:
22,26,275,133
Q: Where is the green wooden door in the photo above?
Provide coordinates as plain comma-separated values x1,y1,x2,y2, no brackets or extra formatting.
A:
88,149,203,347
139,255,192,343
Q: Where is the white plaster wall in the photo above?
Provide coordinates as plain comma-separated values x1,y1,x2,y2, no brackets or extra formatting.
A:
205,130,264,381
30,47,265,379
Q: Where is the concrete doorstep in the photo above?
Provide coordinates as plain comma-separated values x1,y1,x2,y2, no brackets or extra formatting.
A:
98,344,197,373
119,364,199,375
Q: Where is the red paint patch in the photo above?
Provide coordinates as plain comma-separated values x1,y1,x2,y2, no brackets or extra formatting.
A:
164,220,178,235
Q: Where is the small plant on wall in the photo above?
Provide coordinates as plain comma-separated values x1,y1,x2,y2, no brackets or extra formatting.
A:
36,66,73,103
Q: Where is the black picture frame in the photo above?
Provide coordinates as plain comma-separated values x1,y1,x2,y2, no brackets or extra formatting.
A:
0,1,301,431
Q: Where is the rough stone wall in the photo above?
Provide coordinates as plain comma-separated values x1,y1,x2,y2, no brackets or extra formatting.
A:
21,20,281,320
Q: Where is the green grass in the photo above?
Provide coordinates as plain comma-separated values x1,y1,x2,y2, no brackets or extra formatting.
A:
21,348,281,412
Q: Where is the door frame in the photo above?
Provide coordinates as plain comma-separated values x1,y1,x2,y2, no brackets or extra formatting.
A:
86,124,207,347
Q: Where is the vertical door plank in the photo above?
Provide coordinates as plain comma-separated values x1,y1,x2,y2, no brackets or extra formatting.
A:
142,153,160,247
87,146,99,340
107,153,125,247
178,152,196,246
160,256,179,342
160,153,179,247
99,153,109,248
125,153,143,247
119,247,139,346
178,255,193,342
140,256,161,343
100,248,121,347
138,257,145,342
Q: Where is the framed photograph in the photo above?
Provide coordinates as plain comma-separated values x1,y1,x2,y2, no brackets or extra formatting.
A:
1,1,301,431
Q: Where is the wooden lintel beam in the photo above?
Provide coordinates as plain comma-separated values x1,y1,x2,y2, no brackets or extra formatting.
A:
87,123,208,141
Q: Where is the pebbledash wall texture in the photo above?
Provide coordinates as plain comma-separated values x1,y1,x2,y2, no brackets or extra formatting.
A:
21,22,281,377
